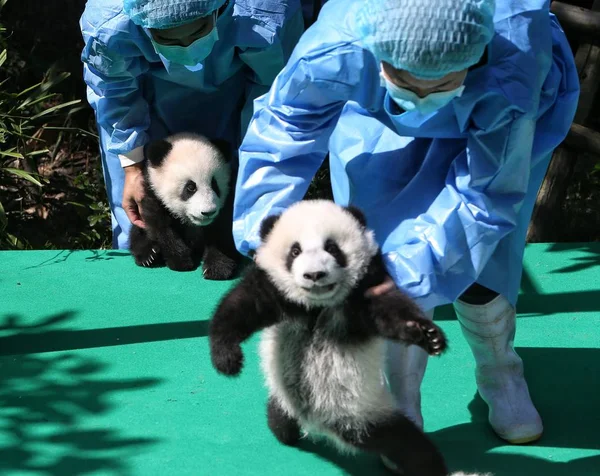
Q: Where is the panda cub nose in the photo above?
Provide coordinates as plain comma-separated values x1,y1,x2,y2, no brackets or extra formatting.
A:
303,271,327,282
200,209,217,218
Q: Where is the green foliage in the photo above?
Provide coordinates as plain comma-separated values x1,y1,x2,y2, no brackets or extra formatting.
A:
67,170,112,249
0,1,111,250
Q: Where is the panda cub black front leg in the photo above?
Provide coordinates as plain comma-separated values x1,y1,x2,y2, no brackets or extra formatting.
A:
369,291,448,356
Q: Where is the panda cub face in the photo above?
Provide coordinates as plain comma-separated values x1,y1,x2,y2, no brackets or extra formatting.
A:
145,133,231,226
255,201,379,308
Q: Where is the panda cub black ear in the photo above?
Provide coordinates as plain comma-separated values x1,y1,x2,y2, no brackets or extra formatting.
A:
259,214,281,241
144,139,173,167
344,205,367,228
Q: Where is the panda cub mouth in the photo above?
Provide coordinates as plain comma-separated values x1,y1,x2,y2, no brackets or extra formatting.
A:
302,283,337,295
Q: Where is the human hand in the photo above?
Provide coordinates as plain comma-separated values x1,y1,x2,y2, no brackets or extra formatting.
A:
123,163,146,228
365,274,396,298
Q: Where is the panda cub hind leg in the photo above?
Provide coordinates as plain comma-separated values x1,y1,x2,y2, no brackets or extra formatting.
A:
267,396,301,447
202,245,239,280
338,412,448,476
129,225,165,268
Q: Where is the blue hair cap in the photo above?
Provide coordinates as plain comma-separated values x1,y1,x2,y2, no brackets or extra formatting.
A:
355,0,496,79
123,0,227,29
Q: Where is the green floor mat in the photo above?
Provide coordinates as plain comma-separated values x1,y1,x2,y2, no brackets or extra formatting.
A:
1,243,599,476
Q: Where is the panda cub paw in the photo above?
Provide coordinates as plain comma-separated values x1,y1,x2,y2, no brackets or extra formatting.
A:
134,245,164,268
403,319,447,356
202,248,238,280
211,343,244,376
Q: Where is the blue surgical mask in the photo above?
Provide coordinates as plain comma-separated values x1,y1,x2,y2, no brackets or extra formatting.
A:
380,73,465,116
152,27,219,66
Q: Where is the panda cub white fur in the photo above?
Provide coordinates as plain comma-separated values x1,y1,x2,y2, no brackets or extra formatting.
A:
129,132,241,279
209,200,460,476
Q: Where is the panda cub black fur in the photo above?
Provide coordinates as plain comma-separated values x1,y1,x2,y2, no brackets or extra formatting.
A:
129,132,241,279
209,200,452,476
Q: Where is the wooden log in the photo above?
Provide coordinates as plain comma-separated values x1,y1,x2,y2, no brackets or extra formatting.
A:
563,123,600,155
526,0,600,242
551,2,600,38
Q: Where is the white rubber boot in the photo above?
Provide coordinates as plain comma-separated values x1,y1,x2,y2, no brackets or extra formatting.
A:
384,309,433,430
453,295,543,444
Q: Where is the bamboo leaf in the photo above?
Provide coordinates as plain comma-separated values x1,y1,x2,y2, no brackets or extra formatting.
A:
15,80,44,98
0,149,24,158
42,126,99,139
2,167,43,186
31,99,81,120
17,93,57,110
0,49,6,69
0,200,7,231
26,149,50,156
17,71,71,108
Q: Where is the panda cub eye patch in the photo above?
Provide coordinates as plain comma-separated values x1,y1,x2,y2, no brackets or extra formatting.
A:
286,242,302,271
211,177,220,197
324,238,347,268
181,180,197,201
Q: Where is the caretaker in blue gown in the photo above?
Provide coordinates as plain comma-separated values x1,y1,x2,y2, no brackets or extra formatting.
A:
79,0,304,249
233,0,580,452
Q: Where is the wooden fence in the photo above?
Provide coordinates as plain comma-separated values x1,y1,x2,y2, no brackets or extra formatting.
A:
527,0,600,241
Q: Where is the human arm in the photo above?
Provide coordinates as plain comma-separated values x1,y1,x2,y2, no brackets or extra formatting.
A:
123,163,146,227
237,1,305,136
232,22,378,257
80,4,153,224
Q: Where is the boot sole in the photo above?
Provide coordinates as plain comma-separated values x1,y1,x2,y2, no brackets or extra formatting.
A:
499,431,543,445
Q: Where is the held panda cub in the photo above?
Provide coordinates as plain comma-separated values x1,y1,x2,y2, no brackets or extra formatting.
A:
209,200,451,476
129,132,241,279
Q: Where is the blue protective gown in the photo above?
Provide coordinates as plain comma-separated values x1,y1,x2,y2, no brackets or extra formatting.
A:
233,0,580,311
80,0,304,249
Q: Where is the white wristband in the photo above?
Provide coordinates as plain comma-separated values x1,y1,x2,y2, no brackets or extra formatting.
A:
118,145,145,168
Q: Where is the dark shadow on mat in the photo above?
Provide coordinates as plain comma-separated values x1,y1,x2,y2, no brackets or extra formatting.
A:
0,312,210,356
296,439,389,475
433,287,600,321
546,242,600,275
0,348,162,475
22,249,131,269
431,346,600,475
84,250,130,261
0,311,76,332
295,346,600,475
516,290,600,315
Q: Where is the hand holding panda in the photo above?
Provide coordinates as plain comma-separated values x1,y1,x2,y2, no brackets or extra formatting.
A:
209,200,452,476
128,133,242,279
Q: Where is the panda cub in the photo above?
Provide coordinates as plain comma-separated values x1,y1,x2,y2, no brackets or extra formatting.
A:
209,200,452,476
129,132,241,280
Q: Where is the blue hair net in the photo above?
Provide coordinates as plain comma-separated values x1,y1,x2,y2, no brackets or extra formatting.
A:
123,0,227,29
355,0,496,79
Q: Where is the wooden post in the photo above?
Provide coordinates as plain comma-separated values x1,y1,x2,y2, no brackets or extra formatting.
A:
551,2,600,38
564,123,600,156
526,0,600,243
